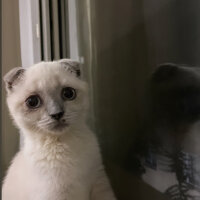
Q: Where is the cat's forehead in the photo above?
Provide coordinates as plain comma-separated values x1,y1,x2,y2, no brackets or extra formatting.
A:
23,62,84,91
27,62,67,79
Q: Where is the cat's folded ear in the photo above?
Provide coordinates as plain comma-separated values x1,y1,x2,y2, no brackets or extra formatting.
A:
3,67,25,93
58,59,81,78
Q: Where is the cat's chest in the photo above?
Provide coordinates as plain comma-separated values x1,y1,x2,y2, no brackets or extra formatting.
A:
26,138,95,184
23,141,94,200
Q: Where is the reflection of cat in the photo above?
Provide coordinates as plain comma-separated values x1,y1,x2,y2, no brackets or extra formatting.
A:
140,64,200,199
2,59,116,200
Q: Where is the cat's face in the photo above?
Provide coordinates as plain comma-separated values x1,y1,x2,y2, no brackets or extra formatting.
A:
4,59,88,135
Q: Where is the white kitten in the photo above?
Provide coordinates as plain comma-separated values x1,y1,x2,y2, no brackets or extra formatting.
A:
2,59,116,200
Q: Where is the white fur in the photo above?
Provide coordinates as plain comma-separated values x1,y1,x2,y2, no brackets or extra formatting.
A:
2,61,116,200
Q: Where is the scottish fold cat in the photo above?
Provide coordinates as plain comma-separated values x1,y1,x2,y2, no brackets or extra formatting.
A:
2,59,116,200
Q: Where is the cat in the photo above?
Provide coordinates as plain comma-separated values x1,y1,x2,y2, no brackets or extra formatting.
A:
2,59,116,200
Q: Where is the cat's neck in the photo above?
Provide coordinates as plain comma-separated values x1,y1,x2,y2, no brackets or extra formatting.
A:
21,123,88,154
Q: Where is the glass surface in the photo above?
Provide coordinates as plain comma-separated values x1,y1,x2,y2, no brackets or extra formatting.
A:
75,0,200,199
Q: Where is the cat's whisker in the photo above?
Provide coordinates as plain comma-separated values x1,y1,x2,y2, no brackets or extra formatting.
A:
38,118,52,124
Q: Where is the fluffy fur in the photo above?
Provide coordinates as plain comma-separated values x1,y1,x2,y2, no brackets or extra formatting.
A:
2,60,116,200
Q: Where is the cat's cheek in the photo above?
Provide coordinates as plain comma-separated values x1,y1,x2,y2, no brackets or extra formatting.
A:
19,107,44,127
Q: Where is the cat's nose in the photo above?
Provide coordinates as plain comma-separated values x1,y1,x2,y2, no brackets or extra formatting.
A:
50,111,64,120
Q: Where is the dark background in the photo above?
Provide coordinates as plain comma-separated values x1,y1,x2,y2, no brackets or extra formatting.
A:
76,0,200,199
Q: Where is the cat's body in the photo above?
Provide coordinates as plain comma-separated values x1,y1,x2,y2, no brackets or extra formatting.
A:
2,60,116,200
3,126,108,200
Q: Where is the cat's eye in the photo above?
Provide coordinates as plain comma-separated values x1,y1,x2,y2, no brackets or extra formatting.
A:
62,87,76,100
25,95,41,109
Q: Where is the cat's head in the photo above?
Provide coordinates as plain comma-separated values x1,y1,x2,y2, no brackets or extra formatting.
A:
4,59,88,135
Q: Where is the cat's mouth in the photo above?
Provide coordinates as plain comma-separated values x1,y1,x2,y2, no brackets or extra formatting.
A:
38,119,70,133
49,119,69,132
54,122,68,129
52,121,69,130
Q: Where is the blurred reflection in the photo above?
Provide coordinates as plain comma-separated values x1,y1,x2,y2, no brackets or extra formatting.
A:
75,0,200,199
132,64,200,199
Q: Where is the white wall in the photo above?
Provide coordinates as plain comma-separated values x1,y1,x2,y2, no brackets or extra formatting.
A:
2,0,21,176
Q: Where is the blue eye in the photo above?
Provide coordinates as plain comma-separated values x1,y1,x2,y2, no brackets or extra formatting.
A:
26,95,41,109
62,87,76,100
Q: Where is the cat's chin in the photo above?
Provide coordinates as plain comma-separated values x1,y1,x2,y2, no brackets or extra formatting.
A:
51,124,69,132
31,119,70,135
47,123,70,135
